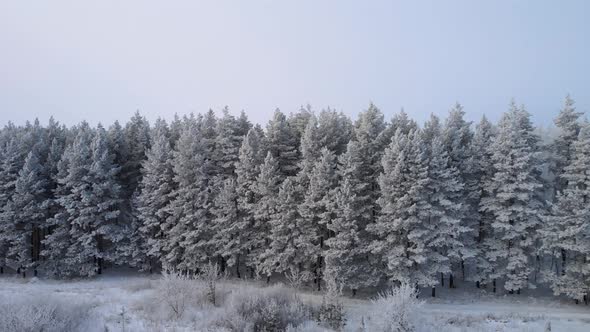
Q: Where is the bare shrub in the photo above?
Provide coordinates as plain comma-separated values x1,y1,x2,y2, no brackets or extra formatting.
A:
213,284,317,332
199,262,221,306
157,270,197,319
366,282,424,332
0,294,91,332
286,268,313,289
318,276,346,330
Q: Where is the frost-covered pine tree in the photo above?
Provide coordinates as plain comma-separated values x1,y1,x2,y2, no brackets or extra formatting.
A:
480,102,544,292
260,178,307,277
164,120,212,271
133,120,175,271
442,103,476,283
252,152,282,278
267,109,300,177
3,148,47,276
235,129,264,275
353,103,388,225
0,137,25,273
370,129,435,286
214,107,250,178
317,108,353,155
551,95,583,194
470,116,497,287
422,136,471,296
325,141,380,294
41,142,76,278
540,122,590,301
210,178,245,276
298,148,338,289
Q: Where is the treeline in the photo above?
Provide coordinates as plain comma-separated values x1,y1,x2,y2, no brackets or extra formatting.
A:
0,98,588,301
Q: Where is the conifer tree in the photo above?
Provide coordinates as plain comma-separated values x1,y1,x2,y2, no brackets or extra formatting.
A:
480,102,544,292
133,120,175,271
540,122,590,300
325,141,380,293
252,152,282,277
3,149,47,276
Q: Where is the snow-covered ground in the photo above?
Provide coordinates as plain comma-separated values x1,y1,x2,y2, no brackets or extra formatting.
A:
0,272,589,332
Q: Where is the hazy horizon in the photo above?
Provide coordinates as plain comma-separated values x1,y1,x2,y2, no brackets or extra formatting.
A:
1,0,589,127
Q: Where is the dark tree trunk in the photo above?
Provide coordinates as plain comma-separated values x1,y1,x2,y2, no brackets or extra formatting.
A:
561,249,566,276
266,276,270,284
441,272,444,287
352,289,357,297
517,289,520,295
461,260,465,280
449,274,454,289
476,281,480,289
493,279,496,293
432,287,436,297
236,255,241,279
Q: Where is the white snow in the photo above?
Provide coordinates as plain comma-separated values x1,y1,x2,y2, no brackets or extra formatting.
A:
1,272,589,331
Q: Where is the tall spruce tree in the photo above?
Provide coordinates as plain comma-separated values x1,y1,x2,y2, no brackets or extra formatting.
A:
325,141,380,294
540,122,590,301
480,102,544,292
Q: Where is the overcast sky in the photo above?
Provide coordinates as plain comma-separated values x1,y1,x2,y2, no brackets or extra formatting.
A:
1,0,589,128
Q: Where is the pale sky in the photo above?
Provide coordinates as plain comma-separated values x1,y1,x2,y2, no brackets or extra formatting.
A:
1,0,589,127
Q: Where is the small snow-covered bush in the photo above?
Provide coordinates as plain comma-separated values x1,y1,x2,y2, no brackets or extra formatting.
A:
213,284,317,332
318,276,346,330
0,293,91,332
157,270,200,319
366,283,423,332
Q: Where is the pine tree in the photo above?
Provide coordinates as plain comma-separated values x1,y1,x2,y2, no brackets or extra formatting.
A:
298,148,338,289
260,178,307,276
442,103,477,283
133,120,175,271
210,178,244,276
551,95,583,194
471,116,496,287
252,152,282,277
370,129,434,286
317,108,353,155
325,141,380,293
353,103,388,225
3,149,47,276
267,109,299,177
540,122,590,300
423,136,471,296
235,129,264,275
480,102,544,292
164,121,212,272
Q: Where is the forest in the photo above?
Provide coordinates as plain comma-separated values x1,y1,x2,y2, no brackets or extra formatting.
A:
0,96,588,303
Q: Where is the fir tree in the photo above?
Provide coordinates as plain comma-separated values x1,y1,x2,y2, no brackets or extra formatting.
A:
480,102,544,292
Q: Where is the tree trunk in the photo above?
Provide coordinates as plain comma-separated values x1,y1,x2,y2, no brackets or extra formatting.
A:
561,249,566,276
441,272,444,287
493,279,496,293
449,274,454,289
476,281,480,289
352,289,357,297
266,275,270,284
236,255,241,279
432,287,436,297
461,260,465,280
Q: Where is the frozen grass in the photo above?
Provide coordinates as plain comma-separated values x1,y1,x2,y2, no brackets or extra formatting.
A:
0,274,589,331
0,293,93,332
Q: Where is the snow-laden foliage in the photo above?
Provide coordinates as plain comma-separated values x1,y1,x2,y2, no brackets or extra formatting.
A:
366,283,424,332
1,98,589,301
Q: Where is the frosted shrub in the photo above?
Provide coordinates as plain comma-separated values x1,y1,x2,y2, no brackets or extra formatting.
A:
366,283,423,332
318,276,346,330
199,262,221,306
157,270,196,319
213,284,316,331
0,294,91,332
